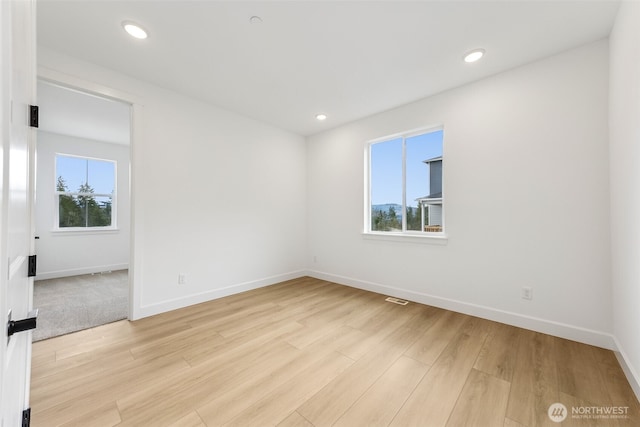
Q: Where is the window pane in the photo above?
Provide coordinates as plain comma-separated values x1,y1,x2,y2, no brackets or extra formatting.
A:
88,159,115,194
87,196,113,227
56,154,116,228
56,156,87,193
56,156,115,195
407,130,443,232
370,138,402,232
58,195,113,228
58,195,84,227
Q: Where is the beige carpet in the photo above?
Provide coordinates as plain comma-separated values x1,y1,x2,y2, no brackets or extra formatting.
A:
33,270,128,341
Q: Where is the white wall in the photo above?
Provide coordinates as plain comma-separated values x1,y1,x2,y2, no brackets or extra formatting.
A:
35,131,130,279
38,38,618,352
609,1,640,398
38,47,307,318
36,17,640,396
307,40,613,348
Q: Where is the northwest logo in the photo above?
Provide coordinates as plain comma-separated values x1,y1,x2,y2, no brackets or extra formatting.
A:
548,403,568,423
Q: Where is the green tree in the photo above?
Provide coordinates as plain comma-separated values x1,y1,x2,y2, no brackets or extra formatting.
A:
406,205,423,231
371,205,403,231
57,179,112,228
387,206,401,230
388,206,397,222
373,209,385,231
77,183,111,227
57,176,83,227
406,206,414,230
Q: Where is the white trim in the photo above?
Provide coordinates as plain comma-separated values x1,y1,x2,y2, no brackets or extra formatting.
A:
55,191,114,197
134,270,306,319
364,142,371,232
305,269,617,350
401,137,407,231
416,197,443,204
365,126,445,235
35,263,129,281
129,103,143,320
367,124,445,145
37,66,142,322
613,337,640,402
54,153,117,230
54,152,119,164
50,227,119,235
362,231,448,245
38,66,144,106
423,156,443,163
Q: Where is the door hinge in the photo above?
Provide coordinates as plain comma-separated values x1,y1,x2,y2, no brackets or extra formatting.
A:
27,255,36,277
22,408,31,427
29,105,38,128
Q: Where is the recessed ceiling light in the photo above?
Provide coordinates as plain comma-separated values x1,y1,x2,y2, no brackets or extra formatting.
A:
315,114,327,121
464,49,485,63
249,16,263,24
122,21,148,39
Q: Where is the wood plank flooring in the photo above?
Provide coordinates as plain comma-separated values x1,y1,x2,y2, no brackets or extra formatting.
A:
30,277,640,426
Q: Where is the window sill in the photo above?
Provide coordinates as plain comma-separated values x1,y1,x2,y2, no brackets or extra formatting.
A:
362,231,448,245
50,228,120,236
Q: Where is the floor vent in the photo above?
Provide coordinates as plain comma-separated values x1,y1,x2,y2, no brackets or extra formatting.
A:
385,296,409,305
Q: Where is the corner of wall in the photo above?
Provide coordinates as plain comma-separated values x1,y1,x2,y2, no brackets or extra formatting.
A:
609,0,640,403
134,270,307,320
614,338,640,402
305,269,617,351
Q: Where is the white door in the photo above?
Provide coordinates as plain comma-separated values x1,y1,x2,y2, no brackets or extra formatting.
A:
0,0,37,425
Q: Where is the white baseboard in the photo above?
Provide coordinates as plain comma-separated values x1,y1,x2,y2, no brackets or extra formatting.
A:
306,269,617,351
36,264,129,281
613,337,640,403
129,268,639,400
134,270,307,319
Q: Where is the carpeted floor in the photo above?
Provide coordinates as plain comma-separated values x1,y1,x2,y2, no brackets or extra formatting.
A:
33,270,129,341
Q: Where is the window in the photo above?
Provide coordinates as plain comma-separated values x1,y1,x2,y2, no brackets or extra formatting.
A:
367,128,444,234
55,154,116,229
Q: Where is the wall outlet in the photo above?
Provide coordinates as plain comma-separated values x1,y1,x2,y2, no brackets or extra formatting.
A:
521,286,533,300
178,274,187,285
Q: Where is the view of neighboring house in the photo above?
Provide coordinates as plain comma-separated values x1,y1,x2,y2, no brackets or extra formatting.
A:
417,156,443,232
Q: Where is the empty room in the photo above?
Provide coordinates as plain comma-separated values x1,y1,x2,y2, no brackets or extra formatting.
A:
1,1,640,426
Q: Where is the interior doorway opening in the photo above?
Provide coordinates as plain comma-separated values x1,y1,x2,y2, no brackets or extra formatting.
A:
33,80,132,340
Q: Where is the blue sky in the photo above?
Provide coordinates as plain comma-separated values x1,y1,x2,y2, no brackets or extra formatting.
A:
370,130,443,207
56,155,115,195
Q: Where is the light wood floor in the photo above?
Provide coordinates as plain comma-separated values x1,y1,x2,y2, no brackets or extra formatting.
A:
31,277,639,427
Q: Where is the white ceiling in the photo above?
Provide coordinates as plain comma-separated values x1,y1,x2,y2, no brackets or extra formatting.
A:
37,1,620,136
38,80,131,145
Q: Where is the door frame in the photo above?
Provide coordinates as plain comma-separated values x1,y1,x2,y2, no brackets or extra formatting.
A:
37,66,144,320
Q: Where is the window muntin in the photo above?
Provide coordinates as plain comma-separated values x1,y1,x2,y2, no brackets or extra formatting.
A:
368,128,443,234
55,155,116,229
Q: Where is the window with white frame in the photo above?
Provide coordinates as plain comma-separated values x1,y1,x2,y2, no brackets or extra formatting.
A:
367,128,444,234
55,154,116,229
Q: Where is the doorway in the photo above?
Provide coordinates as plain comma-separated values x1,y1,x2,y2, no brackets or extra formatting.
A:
33,80,132,340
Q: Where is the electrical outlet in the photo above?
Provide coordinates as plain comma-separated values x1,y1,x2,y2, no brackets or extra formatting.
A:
521,286,533,300
178,274,186,285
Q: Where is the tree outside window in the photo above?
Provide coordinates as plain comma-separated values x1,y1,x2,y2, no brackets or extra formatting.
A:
55,155,116,229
